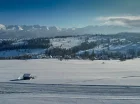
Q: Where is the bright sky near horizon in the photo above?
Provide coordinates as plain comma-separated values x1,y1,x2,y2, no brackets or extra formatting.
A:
0,0,140,28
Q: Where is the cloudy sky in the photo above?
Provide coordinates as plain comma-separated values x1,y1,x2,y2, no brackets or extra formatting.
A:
0,0,140,28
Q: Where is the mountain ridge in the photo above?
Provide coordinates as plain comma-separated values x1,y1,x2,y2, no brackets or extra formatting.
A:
0,24,138,39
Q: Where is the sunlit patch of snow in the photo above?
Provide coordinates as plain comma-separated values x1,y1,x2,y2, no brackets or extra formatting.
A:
50,37,84,49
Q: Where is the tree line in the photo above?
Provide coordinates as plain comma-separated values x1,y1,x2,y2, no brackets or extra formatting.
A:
0,38,50,51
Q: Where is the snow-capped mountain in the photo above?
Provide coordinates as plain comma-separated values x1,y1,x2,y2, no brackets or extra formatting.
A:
0,24,137,39
0,24,6,30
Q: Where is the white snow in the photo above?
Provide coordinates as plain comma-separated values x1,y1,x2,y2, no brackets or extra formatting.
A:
50,37,84,49
0,59,139,85
0,59,140,104
18,26,23,30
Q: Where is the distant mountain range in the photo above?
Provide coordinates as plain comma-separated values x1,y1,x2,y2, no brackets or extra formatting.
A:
0,24,139,39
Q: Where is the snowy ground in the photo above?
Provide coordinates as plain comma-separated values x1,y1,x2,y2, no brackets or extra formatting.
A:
50,37,84,49
1,59,140,104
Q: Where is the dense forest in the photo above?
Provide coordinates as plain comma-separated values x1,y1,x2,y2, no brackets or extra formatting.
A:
0,38,50,51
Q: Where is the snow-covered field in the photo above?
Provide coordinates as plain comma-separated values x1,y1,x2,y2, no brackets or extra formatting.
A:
50,37,84,49
1,59,140,104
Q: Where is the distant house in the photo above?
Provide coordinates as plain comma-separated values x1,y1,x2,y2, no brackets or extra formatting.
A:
22,73,34,80
10,73,36,81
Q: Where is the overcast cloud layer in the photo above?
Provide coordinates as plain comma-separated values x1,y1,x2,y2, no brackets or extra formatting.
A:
97,16,140,27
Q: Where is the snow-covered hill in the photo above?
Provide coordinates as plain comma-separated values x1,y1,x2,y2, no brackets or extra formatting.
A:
0,33,139,59
50,37,84,49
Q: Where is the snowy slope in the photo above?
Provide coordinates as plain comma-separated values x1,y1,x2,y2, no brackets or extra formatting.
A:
50,37,84,49
77,43,140,55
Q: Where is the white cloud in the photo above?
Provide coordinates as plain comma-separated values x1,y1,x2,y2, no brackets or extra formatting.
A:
97,15,140,27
